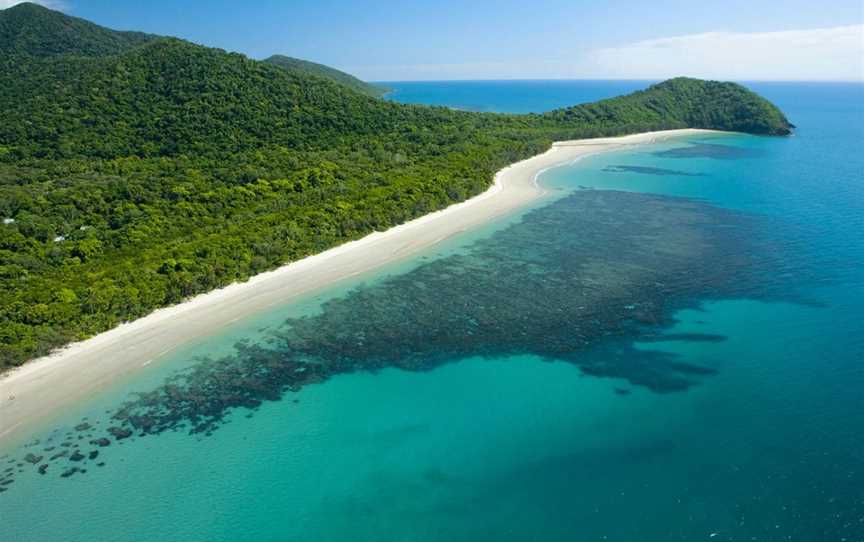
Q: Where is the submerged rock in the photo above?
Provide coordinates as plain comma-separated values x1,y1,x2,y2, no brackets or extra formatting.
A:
24,453,42,464
107,427,132,440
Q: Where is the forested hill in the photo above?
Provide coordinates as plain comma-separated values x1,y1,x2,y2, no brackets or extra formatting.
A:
0,2,155,57
0,4,793,368
264,54,388,97
545,77,793,137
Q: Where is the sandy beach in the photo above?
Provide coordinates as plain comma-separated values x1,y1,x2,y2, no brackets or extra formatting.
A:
0,128,721,442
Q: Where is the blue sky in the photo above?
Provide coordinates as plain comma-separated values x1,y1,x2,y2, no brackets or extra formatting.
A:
5,0,864,80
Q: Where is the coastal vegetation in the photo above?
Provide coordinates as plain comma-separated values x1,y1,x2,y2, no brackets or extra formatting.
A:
0,2,793,368
263,54,389,97
0,1,154,57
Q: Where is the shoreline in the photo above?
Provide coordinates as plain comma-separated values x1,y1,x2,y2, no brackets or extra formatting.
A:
0,128,722,443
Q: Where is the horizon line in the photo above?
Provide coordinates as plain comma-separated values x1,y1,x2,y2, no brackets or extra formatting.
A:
371,78,864,84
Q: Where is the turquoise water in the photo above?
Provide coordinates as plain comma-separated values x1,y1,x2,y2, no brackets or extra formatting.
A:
2,82,863,541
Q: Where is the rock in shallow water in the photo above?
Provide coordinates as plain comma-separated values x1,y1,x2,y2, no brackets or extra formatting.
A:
107,427,132,440
24,453,42,464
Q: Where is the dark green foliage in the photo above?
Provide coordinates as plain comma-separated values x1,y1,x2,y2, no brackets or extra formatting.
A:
0,4,793,368
264,54,389,97
0,2,154,57
545,77,793,136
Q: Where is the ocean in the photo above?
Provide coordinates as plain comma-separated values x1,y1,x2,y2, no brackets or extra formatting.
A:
1,81,862,541
382,80,655,113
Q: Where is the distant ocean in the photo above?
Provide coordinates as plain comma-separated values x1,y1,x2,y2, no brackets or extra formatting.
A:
2,81,863,541
382,79,656,113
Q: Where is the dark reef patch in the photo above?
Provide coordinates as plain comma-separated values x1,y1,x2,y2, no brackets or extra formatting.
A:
3,188,798,487
602,165,705,177
103,190,782,439
23,453,42,464
653,143,761,160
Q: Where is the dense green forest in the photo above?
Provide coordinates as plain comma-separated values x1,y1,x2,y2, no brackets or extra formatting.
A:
264,54,389,97
0,3,792,368
0,2,154,56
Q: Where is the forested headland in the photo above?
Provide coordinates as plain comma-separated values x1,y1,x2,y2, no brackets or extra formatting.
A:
263,54,389,97
0,3,793,368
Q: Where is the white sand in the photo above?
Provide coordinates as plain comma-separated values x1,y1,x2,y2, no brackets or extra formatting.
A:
0,129,720,441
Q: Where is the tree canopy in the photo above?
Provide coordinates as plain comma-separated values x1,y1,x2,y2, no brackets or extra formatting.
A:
263,54,389,98
0,2,155,57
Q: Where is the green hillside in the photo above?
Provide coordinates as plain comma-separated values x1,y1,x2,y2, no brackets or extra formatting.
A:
546,77,794,137
264,54,388,97
0,4,793,368
0,2,155,57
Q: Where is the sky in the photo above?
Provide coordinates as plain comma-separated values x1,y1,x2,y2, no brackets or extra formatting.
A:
4,0,864,81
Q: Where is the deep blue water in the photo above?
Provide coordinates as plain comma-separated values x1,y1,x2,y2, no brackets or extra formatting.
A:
2,81,863,541
382,79,656,112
